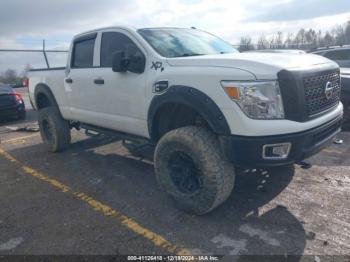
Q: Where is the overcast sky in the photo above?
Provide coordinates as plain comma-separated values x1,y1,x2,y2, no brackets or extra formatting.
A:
0,0,350,73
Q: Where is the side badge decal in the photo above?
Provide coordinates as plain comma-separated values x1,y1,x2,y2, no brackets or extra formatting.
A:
153,81,169,93
151,61,164,71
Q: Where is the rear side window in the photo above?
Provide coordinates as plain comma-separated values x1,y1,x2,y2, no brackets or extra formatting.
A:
72,37,96,68
324,49,350,61
100,32,143,67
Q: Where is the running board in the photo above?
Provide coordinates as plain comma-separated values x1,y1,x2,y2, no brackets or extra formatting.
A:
80,123,151,144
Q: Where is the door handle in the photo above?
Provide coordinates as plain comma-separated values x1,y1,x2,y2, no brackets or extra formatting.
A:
65,78,73,84
94,78,104,85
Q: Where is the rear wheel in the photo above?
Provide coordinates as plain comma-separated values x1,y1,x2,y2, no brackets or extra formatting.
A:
154,126,235,215
38,107,71,152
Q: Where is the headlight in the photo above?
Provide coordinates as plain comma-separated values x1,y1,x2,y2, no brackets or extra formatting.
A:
221,81,284,119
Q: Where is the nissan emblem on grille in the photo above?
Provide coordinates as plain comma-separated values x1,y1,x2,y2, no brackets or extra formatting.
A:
303,70,341,116
325,81,335,100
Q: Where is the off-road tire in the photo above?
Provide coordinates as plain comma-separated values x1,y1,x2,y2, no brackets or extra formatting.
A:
154,126,235,215
38,107,71,152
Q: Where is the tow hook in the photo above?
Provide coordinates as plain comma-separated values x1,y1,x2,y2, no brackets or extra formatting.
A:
296,161,312,169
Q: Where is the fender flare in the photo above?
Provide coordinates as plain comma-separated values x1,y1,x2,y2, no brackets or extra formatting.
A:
147,85,231,141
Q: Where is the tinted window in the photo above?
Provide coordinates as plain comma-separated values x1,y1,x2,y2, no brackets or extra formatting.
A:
72,38,95,68
100,32,143,67
324,50,350,61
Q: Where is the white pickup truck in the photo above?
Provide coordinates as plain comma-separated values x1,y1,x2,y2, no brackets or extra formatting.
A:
28,26,343,214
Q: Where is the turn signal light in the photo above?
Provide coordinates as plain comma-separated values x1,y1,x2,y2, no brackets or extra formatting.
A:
223,86,240,100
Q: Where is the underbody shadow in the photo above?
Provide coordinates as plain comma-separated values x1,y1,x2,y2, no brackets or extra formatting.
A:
4,137,307,258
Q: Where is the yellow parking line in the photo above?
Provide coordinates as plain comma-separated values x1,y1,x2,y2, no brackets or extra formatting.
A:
0,148,190,255
1,134,39,144
322,148,342,154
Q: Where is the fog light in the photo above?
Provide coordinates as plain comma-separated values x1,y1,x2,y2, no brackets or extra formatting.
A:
263,143,291,160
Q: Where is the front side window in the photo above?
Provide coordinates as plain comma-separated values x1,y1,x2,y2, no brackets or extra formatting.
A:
100,32,144,67
72,37,95,68
137,28,238,58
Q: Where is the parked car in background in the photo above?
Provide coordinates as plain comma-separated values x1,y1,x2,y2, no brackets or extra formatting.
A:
312,46,350,128
10,82,24,88
0,84,26,121
311,46,350,68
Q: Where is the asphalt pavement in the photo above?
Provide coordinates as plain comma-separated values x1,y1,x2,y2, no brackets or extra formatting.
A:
0,88,349,260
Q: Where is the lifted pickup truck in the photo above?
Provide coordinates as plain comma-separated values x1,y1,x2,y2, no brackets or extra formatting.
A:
29,26,343,214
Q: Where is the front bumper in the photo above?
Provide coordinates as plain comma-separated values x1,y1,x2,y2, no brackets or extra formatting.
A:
219,115,343,167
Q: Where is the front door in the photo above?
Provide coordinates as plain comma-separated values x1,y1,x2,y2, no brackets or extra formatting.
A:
89,31,148,136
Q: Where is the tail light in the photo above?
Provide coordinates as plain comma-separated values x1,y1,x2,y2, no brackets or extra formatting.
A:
13,93,23,103
23,78,29,88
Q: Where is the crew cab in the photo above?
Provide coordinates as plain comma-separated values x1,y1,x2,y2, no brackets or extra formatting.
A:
28,26,343,214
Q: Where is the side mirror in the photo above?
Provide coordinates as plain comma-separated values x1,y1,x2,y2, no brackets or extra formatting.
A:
127,53,146,74
112,51,128,72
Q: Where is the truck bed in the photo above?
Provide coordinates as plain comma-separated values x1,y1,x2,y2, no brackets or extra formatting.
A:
28,67,67,112
29,67,66,72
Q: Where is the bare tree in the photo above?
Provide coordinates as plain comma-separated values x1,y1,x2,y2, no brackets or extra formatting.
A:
268,35,276,49
284,33,294,48
317,30,324,47
332,25,346,45
239,36,253,51
3,69,17,84
275,32,284,48
294,29,306,48
257,35,268,50
236,19,350,51
323,31,334,47
345,21,350,44
305,29,317,48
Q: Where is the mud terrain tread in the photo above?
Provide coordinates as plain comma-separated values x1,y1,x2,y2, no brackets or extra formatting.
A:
154,126,235,215
38,107,71,152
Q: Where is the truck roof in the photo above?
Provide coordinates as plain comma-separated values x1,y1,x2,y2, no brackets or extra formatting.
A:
74,26,196,39
74,25,138,38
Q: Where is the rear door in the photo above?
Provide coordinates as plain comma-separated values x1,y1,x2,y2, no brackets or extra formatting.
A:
64,33,100,124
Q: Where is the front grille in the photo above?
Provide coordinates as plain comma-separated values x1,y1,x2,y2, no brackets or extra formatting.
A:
303,70,341,116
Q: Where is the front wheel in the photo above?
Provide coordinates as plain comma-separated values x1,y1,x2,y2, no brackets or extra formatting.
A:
38,107,71,152
154,126,235,215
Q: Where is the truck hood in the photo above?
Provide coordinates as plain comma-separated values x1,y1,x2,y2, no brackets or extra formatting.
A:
166,52,336,79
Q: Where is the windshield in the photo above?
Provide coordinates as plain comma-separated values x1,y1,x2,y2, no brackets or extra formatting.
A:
138,28,238,58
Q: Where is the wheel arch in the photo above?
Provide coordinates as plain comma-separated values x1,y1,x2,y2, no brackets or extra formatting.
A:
148,85,231,142
34,84,62,114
